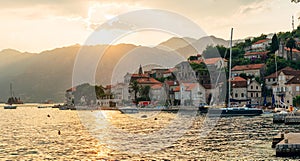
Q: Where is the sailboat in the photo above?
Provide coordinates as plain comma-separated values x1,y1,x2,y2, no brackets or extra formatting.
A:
4,83,21,109
207,28,263,117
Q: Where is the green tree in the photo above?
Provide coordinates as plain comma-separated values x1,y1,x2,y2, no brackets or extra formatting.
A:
278,31,292,42
139,85,151,101
202,45,228,59
286,38,296,61
73,83,96,105
95,85,105,99
245,38,252,47
293,96,300,106
251,34,267,44
129,80,140,105
188,55,198,61
270,34,279,53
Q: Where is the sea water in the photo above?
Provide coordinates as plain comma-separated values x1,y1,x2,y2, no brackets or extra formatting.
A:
0,104,299,160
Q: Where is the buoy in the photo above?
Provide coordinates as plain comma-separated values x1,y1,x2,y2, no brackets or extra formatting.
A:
47,114,50,117
58,130,61,135
154,118,157,120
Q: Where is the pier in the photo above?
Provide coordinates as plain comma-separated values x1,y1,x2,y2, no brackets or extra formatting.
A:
273,113,288,123
272,133,300,157
285,116,300,124
273,113,300,124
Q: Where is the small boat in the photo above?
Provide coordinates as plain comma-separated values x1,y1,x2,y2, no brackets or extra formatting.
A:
37,106,50,108
207,107,263,117
7,83,23,104
118,107,138,114
4,105,17,109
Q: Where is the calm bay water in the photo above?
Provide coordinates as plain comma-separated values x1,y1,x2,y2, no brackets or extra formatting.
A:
0,104,299,160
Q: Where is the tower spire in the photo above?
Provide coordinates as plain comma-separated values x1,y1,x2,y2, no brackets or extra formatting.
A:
138,64,143,75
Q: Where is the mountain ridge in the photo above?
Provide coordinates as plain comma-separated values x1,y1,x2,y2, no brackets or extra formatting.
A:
0,35,234,102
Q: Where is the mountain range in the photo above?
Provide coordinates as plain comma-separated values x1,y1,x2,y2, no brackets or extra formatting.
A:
0,35,231,102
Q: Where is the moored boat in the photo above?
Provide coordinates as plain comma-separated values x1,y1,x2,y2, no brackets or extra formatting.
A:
207,107,263,117
4,105,17,109
118,107,139,114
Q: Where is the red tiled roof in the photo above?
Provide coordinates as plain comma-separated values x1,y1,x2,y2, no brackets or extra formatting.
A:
136,77,161,84
131,73,149,78
286,75,300,84
105,85,112,89
66,87,76,92
232,63,265,71
182,83,198,91
163,68,177,74
244,51,268,56
151,84,163,89
231,77,247,88
173,86,180,92
231,76,247,82
232,81,247,88
264,67,295,79
284,47,300,53
165,80,178,86
190,58,227,65
253,39,269,45
204,57,226,65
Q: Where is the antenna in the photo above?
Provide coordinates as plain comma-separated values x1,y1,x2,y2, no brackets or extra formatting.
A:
292,15,295,31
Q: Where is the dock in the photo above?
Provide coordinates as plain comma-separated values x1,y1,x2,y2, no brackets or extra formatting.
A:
273,113,288,123
272,133,300,157
273,113,300,124
285,116,300,124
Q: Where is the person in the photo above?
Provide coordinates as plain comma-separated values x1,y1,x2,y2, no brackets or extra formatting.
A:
289,105,294,113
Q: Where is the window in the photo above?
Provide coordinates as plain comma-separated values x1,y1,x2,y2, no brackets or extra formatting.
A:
251,86,253,89
235,93,238,98
256,86,258,90
296,86,300,92
241,93,244,97
256,93,259,97
273,78,276,81
251,93,253,97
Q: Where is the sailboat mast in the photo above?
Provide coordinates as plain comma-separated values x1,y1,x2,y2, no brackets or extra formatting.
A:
228,28,233,108
10,83,13,97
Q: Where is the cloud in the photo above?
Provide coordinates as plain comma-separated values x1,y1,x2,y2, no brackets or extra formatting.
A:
238,0,271,15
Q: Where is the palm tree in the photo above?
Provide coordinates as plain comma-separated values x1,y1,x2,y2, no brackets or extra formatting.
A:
286,38,296,61
129,80,140,105
140,85,151,101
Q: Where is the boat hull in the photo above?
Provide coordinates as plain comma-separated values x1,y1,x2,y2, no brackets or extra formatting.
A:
206,108,263,117
118,107,138,114
4,105,17,109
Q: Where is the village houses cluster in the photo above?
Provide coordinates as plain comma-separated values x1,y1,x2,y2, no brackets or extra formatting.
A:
66,37,300,108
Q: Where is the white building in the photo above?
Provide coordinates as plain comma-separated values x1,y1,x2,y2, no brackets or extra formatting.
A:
179,83,205,106
251,39,271,52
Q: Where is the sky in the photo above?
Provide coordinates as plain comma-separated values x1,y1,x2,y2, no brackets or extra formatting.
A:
1,0,300,53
